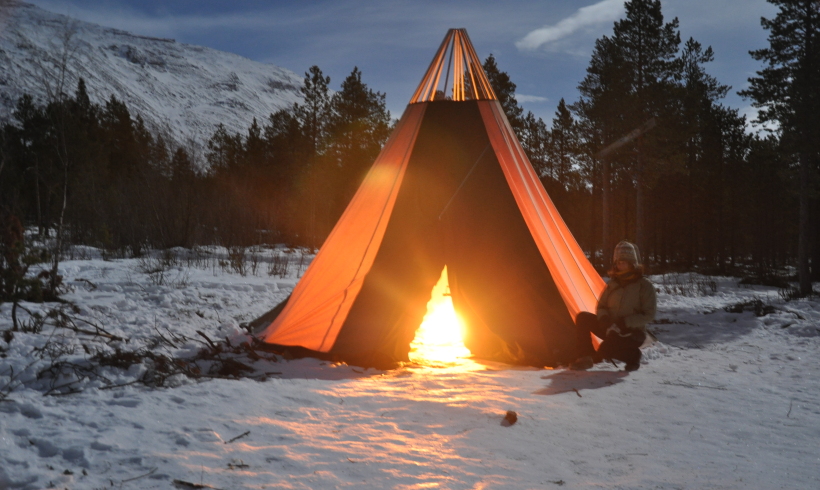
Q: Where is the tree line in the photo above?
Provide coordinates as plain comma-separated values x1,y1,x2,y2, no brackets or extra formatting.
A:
1,0,818,294
0,66,391,255
496,0,818,293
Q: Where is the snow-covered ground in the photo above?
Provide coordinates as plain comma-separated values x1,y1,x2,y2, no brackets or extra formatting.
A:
2,249,819,489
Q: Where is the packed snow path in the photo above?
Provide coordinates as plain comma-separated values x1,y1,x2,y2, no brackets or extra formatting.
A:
1,252,819,489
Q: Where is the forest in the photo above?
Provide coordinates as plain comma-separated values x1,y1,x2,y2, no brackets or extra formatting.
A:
1,0,818,299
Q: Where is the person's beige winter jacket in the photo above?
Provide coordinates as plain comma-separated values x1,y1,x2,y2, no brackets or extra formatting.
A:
596,276,657,332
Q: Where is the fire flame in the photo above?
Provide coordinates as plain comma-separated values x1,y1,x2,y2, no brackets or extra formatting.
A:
409,267,471,364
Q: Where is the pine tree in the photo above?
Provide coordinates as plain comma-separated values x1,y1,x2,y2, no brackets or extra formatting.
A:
206,124,242,174
482,54,525,133
574,0,681,260
520,111,549,177
547,99,583,189
263,109,305,241
677,38,731,267
294,66,331,248
327,67,391,221
740,0,820,292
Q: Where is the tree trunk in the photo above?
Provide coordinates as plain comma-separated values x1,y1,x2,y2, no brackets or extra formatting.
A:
812,196,820,281
635,136,645,256
798,149,811,294
50,160,68,294
601,156,611,268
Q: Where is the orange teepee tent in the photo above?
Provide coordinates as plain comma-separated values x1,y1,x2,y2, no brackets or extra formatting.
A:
256,29,605,368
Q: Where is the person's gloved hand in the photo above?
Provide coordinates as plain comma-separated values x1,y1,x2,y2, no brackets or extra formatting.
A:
606,318,631,337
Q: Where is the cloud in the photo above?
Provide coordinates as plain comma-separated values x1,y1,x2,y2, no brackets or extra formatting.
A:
516,0,623,51
516,94,548,104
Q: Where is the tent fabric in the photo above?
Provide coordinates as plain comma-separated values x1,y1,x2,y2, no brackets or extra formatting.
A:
256,28,605,367
478,101,604,320
258,103,427,352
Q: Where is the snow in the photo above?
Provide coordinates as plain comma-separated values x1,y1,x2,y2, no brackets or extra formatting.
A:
2,251,819,489
0,1,303,150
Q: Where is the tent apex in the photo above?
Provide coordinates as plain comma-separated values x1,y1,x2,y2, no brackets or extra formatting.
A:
409,28,497,104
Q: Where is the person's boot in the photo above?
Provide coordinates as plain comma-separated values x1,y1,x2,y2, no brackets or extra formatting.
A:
624,351,642,372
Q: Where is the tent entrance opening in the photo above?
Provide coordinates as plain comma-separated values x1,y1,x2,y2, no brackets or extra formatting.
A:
408,266,471,364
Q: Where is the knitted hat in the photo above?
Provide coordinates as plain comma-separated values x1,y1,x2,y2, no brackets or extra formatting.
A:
613,240,641,266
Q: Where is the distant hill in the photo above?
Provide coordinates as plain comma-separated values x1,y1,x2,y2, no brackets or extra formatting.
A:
0,0,303,148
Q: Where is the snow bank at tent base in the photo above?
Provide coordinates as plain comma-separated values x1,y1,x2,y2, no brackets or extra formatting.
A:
1,256,819,489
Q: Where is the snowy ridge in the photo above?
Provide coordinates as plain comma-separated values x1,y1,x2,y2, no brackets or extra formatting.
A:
0,1,303,147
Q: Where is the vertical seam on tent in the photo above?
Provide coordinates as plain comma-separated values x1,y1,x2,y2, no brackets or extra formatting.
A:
318,105,427,351
489,103,590,308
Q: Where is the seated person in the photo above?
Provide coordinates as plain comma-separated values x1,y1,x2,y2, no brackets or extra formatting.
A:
572,240,656,372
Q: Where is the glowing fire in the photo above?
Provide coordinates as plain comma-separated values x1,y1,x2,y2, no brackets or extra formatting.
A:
409,266,471,364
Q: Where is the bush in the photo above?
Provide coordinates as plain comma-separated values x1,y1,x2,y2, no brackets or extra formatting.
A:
1,209,58,305
738,270,791,288
657,273,717,297
723,298,776,317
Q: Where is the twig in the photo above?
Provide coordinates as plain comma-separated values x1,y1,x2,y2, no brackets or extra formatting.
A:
76,278,97,290
225,431,250,444
661,380,727,391
99,379,141,390
572,388,582,397
781,308,805,320
173,479,220,489
71,316,122,340
46,388,83,397
154,324,178,348
196,330,218,350
58,324,123,341
13,302,36,317
121,467,157,483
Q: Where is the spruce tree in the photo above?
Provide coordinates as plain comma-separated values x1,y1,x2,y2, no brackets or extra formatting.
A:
547,99,583,189
740,0,820,292
294,66,331,248
482,54,525,133
574,0,681,260
327,67,391,219
520,110,549,177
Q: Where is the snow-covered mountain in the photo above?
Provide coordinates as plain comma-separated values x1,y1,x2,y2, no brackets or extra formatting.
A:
0,0,303,147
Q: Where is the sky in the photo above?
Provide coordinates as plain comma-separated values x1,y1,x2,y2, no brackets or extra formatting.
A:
27,0,779,127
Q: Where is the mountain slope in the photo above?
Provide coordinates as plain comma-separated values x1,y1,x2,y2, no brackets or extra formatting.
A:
0,0,303,147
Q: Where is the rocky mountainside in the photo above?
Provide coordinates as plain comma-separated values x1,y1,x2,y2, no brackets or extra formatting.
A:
0,0,303,148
